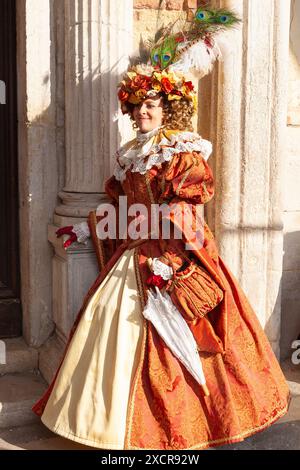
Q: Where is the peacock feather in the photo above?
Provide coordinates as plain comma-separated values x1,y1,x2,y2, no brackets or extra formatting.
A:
146,4,241,74
150,35,178,69
193,7,241,32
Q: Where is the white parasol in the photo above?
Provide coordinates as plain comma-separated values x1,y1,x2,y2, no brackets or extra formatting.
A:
143,286,209,396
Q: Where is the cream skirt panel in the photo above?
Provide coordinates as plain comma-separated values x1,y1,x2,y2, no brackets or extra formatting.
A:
41,248,144,449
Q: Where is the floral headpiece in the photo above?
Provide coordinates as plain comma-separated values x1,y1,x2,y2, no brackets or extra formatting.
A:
117,5,241,114
118,64,197,115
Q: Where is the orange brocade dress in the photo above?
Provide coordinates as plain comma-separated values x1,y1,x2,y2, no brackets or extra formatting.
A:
33,128,290,450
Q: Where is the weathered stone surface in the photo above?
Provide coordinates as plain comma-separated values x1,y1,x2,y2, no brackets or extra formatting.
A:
64,0,134,196
283,213,300,271
47,225,99,344
134,0,197,9
0,373,47,429
283,127,300,211
281,359,300,397
38,332,64,384
0,422,93,450
133,9,188,49
0,338,38,376
289,1,300,125
280,269,300,360
200,0,291,357
134,0,162,8
17,0,57,347
1,377,299,449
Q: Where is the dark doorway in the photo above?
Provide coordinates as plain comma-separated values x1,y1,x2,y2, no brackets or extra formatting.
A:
0,0,22,338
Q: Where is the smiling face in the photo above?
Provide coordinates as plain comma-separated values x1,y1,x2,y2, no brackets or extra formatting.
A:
132,95,164,133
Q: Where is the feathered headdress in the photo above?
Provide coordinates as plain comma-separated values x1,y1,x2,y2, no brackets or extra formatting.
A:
118,4,241,114
149,6,241,77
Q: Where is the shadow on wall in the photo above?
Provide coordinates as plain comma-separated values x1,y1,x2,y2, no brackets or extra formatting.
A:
280,231,300,361
290,0,300,64
18,0,132,347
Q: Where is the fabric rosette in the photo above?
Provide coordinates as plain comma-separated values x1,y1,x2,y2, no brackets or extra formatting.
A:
117,65,197,114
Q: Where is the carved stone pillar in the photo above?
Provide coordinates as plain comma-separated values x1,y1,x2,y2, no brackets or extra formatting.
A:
199,0,291,357
49,0,134,346
56,0,134,222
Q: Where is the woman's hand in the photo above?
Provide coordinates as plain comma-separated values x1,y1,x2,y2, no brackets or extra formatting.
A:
146,256,173,290
56,221,90,248
56,226,77,249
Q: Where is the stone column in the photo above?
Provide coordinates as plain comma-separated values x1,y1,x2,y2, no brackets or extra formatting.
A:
17,0,58,347
199,0,291,357
56,0,134,222
50,0,134,346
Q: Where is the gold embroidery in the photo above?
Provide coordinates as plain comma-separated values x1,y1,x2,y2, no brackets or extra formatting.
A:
133,247,146,310
201,181,209,198
128,402,289,450
125,249,148,450
175,156,196,196
145,171,156,205
174,280,206,318
160,174,166,197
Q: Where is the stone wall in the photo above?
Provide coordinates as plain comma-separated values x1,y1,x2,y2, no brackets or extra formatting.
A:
133,0,292,359
133,0,198,48
280,0,300,359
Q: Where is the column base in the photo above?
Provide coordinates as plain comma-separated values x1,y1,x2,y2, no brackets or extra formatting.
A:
55,191,110,223
48,224,100,345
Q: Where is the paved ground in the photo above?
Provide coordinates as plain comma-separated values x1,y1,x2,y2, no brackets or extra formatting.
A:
1,361,299,451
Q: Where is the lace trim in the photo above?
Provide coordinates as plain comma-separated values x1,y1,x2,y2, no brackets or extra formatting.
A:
136,126,164,143
113,131,212,182
73,221,90,244
152,258,173,280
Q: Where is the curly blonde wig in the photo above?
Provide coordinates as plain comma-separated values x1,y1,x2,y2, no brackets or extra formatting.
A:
162,98,194,132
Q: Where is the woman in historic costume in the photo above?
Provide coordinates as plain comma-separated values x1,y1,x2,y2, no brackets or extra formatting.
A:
33,6,290,450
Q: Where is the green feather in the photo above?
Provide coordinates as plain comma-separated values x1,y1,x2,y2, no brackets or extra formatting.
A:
150,36,177,69
150,47,161,67
211,9,241,26
194,9,214,24
195,7,241,28
159,36,177,69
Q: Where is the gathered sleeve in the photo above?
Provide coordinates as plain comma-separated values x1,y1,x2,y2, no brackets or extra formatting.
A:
159,151,214,205
156,152,224,354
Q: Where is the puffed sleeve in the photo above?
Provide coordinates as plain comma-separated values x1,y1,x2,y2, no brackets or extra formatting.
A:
160,151,214,204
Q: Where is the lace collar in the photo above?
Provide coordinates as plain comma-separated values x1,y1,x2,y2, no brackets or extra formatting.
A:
113,129,212,182
136,126,164,143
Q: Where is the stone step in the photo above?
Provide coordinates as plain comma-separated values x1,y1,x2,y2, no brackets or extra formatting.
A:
0,422,94,450
0,372,47,429
0,397,299,450
0,367,299,450
0,338,38,375
281,359,300,397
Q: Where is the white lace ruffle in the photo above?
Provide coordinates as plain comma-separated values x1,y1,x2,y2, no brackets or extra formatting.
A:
152,258,173,280
113,130,213,182
136,126,164,143
73,221,90,244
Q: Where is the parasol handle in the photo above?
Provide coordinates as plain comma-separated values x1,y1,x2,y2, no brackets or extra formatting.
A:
147,257,153,271
201,383,210,397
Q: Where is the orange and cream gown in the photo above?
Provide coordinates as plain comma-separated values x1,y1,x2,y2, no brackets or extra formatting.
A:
33,127,290,450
